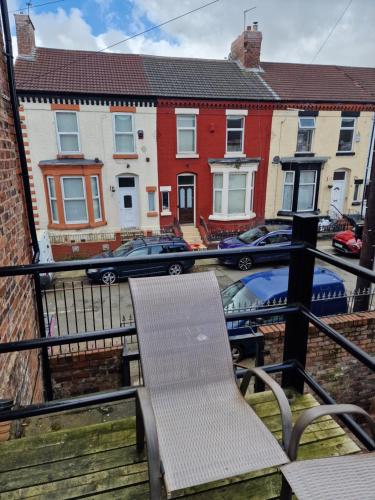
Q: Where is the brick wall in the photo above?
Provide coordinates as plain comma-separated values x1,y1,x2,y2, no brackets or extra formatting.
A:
50,347,123,398
0,25,43,422
260,311,375,412
51,233,122,260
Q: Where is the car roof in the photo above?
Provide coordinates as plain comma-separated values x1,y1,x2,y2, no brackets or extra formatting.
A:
265,225,292,232
240,266,344,302
131,235,185,247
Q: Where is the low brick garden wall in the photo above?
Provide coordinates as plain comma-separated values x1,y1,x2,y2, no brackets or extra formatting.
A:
260,311,375,412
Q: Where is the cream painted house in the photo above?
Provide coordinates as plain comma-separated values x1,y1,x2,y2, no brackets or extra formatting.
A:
21,100,160,235
265,109,374,220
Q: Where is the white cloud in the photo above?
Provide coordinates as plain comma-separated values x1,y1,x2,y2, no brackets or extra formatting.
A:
11,0,375,67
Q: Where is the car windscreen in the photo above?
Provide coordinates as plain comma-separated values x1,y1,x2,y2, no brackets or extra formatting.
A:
222,281,261,311
238,226,268,244
111,241,133,256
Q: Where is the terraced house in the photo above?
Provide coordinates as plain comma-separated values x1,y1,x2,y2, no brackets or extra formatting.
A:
15,15,375,255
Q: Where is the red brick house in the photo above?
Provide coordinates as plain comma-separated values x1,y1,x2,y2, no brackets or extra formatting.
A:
141,53,276,233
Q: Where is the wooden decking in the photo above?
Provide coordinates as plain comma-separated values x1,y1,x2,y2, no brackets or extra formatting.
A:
0,391,360,499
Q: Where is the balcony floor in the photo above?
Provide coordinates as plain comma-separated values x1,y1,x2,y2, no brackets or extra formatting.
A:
0,391,360,499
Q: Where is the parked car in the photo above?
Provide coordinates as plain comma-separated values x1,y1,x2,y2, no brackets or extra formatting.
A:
86,236,194,284
222,266,347,361
37,229,55,288
332,230,362,256
218,225,292,271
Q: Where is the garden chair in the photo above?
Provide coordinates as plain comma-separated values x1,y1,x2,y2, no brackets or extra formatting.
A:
280,403,375,500
129,271,292,499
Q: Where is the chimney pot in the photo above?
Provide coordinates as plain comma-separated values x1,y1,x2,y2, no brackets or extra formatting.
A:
14,14,36,60
253,21,258,31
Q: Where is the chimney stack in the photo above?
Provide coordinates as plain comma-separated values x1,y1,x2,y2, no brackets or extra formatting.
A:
230,22,262,69
14,14,36,60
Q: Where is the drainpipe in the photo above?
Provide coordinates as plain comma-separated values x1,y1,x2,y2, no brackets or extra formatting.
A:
362,112,375,218
0,0,39,259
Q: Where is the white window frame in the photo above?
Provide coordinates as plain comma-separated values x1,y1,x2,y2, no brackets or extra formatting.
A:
148,191,156,212
90,175,102,222
47,176,59,223
337,117,356,152
297,170,317,212
61,176,88,224
209,163,258,221
228,172,247,215
296,117,315,153
113,113,136,154
282,171,295,212
160,191,170,214
213,173,223,214
176,114,197,155
55,111,80,154
226,115,245,156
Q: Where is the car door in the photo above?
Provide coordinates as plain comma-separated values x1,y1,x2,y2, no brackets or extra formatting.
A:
122,247,150,277
149,245,170,274
256,233,291,263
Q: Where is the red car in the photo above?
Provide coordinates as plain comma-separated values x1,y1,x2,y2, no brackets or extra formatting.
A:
332,230,362,256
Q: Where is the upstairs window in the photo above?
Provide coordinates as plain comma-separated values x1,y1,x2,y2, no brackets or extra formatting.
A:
55,112,80,153
61,177,88,224
177,115,196,153
226,116,244,153
296,117,315,152
114,114,135,153
338,118,355,152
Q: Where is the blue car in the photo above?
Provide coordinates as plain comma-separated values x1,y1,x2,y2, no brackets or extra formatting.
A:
218,225,292,271
222,266,348,361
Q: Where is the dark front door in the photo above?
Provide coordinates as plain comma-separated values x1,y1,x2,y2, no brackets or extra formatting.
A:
178,185,194,224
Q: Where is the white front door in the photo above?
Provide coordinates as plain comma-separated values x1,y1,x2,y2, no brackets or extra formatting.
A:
330,170,347,217
118,176,139,228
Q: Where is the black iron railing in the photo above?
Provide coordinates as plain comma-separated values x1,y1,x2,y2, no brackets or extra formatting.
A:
0,215,374,451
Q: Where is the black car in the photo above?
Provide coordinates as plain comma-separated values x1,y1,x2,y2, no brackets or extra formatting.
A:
86,236,195,284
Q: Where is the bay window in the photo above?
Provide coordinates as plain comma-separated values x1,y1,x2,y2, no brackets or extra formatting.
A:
55,111,80,153
177,115,196,154
279,164,322,214
209,163,257,220
226,116,244,153
61,177,88,224
338,118,355,152
297,170,317,211
90,175,102,221
47,177,59,223
282,171,295,211
113,114,135,153
296,117,315,152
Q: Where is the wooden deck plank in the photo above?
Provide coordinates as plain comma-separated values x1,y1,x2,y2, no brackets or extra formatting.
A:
0,391,361,500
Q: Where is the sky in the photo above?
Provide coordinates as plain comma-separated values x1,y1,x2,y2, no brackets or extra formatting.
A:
8,0,375,67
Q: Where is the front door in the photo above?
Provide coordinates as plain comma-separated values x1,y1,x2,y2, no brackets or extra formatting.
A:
118,176,139,228
330,170,347,217
178,175,195,224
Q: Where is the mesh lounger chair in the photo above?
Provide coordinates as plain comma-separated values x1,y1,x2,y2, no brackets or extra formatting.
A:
280,404,375,500
129,271,292,499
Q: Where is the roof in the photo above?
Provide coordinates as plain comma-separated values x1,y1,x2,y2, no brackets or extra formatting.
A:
260,62,375,102
15,48,152,96
142,55,275,100
240,266,344,302
15,47,275,100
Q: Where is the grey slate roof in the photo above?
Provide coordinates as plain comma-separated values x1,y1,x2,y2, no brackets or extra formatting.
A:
142,55,276,100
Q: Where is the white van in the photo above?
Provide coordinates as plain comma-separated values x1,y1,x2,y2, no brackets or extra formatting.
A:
37,230,55,288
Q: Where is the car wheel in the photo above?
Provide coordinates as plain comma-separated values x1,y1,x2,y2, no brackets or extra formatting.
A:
231,343,244,363
100,271,117,285
168,263,183,275
237,256,253,271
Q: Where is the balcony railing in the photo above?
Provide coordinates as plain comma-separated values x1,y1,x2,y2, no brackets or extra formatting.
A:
0,214,374,453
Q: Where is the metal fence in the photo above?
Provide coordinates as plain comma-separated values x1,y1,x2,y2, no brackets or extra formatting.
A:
42,279,375,341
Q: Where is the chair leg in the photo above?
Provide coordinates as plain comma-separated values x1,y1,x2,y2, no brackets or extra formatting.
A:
136,396,145,453
279,475,292,500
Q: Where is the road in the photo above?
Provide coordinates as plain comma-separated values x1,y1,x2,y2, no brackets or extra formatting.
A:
43,240,359,337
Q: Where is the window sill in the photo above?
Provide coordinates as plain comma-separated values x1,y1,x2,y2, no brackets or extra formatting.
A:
57,154,84,159
176,153,199,159
336,151,355,156
160,211,172,216
48,220,107,230
113,154,138,159
147,211,158,217
208,212,256,221
224,152,246,159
